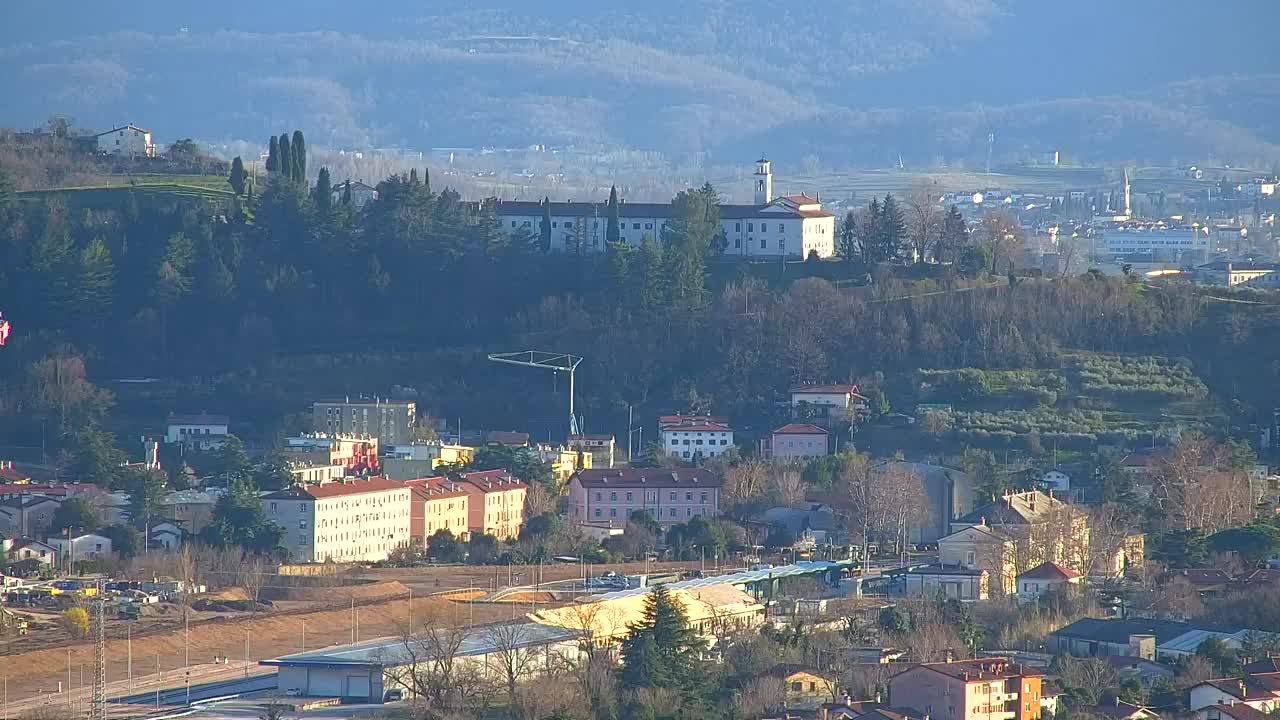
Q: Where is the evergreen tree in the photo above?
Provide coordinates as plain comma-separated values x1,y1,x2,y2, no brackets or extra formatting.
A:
421,168,431,194
277,134,292,181
539,197,553,252
605,241,631,310
78,237,115,323
607,185,621,244
633,236,667,321
874,193,906,263
837,210,857,264
229,156,248,195
619,584,705,691
265,136,278,174
291,130,306,182
938,205,969,264
314,167,332,214
341,180,352,206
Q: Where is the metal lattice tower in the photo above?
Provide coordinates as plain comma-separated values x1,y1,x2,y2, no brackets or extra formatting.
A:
487,351,583,437
91,594,106,720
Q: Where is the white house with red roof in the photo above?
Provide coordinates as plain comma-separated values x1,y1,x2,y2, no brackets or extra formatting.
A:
1016,561,1082,602
768,423,830,461
260,477,413,563
789,384,868,419
661,418,734,460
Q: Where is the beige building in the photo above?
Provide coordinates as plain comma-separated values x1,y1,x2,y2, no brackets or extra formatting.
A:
312,399,416,445
939,523,1019,595
890,658,1043,720
405,478,471,544
459,470,528,540
95,124,155,157
261,477,412,563
768,423,830,460
529,583,763,647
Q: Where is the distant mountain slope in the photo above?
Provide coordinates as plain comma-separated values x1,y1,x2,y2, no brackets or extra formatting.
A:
1,0,1276,166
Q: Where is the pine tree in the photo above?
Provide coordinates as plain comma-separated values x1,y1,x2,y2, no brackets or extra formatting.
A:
939,205,969,264
409,168,419,186
314,167,332,214
277,134,292,181
78,237,115,318
837,210,857,263
291,130,306,182
341,180,352,206
607,185,621,244
539,197,553,252
229,156,248,195
421,168,431,194
619,584,705,691
265,136,278,174
875,193,906,263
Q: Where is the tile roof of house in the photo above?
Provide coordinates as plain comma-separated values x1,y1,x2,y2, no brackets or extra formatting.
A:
93,123,151,137
956,490,1068,526
1018,562,1082,581
260,476,408,500
1179,569,1231,586
1203,704,1271,720
459,470,527,493
1243,658,1280,674
898,658,1039,682
572,468,722,489
658,414,727,427
772,423,828,435
858,708,928,720
1200,676,1280,701
410,478,470,500
485,431,530,446
167,413,230,426
10,538,56,552
1090,700,1159,720
766,663,835,681
662,423,733,433
0,467,31,483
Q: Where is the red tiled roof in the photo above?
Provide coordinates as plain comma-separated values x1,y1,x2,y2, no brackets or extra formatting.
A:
1205,704,1270,720
573,468,723,489
1018,562,1082,581
658,414,727,426
896,658,1040,682
0,468,31,483
411,478,470,501
773,423,828,435
261,476,408,500
460,470,527,493
662,423,732,433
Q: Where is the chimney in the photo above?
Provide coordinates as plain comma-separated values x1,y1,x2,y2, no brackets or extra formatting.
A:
871,692,879,705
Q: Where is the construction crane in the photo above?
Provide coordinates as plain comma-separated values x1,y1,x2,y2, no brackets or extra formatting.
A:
487,351,583,438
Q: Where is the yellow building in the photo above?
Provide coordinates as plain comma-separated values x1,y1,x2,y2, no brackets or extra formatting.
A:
407,479,471,544
769,665,838,709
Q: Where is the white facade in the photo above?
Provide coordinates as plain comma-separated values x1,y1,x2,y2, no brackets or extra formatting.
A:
165,414,230,447
96,124,155,157
1189,684,1276,714
288,463,347,485
1041,470,1071,492
262,478,413,563
662,424,734,459
48,534,113,562
1102,226,1209,256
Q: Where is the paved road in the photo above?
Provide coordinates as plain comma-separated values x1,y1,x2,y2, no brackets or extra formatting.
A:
112,673,277,707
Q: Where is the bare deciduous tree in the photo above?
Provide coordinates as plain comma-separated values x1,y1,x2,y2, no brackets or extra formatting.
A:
1056,656,1118,705
772,467,806,508
484,621,546,716
239,556,269,611
381,609,472,716
979,209,1024,274
906,179,944,263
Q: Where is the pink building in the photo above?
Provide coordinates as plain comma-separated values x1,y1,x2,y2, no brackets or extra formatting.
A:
768,423,829,460
567,468,721,526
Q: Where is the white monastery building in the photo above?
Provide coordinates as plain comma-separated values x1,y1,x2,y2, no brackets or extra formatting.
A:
494,159,836,259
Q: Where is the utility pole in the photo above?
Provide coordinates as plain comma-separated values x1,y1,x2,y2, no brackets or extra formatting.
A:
91,593,106,720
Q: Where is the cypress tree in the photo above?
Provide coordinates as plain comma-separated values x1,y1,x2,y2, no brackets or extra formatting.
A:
606,185,621,244
422,168,430,194
341,180,352,206
409,168,418,186
539,197,553,252
228,156,248,195
314,168,332,214
265,137,278,173
277,134,292,181
291,130,306,182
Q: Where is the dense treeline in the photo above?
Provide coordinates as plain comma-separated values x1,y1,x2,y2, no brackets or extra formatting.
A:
1,155,1279,452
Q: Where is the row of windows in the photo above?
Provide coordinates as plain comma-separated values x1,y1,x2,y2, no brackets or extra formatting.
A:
593,490,710,502
672,450,728,458
595,506,706,519
670,439,730,446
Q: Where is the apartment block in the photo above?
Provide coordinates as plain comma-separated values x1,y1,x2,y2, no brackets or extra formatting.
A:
261,477,412,563
312,398,416,445
890,658,1042,720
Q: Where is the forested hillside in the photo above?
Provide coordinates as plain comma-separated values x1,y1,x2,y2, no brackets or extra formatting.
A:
1,153,1278,454
2,0,1277,166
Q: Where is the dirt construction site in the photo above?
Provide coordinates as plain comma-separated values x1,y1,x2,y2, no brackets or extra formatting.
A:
0,561,704,709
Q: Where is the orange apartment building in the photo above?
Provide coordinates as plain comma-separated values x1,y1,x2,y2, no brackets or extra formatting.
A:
890,658,1042,720
459,470,528,540
405,477,471,544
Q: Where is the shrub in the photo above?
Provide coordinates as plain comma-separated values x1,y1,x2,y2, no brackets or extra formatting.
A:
61,607,89,639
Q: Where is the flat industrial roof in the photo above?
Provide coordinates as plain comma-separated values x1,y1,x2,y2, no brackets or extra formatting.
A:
261,622,580,668
591,560,847,601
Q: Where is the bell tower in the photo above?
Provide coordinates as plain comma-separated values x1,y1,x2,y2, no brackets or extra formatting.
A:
754,157,773,205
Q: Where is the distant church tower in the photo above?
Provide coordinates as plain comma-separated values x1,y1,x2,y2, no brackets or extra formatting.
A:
754,157,773,205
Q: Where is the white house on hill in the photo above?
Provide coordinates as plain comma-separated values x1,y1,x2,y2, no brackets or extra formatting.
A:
95,124,155,158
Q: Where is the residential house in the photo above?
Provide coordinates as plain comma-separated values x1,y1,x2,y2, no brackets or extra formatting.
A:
952,490,1094,580
284,434,380,475
872,461,974,544
458,470,527,540
1039,470,1071,494
5,539,57,565
333,180,379,209
1187,676,1280,715
0,495,61,537
768,424,830,461
1194,261,1280,289
790,384,868,421
1201,704,1274,720
660,420,734,460
149,521,185,551
159,489,222,534
938,523,1017,595
94,124,155,157
903,564,989,600
1016,562,1082,602
1177,569,1232,596
767,665,838,709
1103,657,1177,687
382,442,474,480
568,434,616,468
312,398,417,445
658,414,728,431
48,533,113,562
567,468,721,526
755,503,845,546
165,413,230,449
288,461,347,486
261,477,413,563
404,477,471,544
0,461,32,484
533,444,589,485
889,658,1043,720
